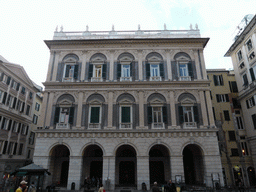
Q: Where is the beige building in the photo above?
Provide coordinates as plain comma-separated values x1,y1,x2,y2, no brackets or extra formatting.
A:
34,26,223,190
225,14,256,182
0,56,41,180
207,69,255,187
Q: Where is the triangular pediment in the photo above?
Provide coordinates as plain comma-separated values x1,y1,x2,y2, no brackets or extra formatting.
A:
119,98,133,104
148,56,162,63
89,99,102,105
91,56,105,64
176,55,190,61
58,99,73,106
149,98,164,105
181,98,195,105
120,56,133,63
64,57,77,63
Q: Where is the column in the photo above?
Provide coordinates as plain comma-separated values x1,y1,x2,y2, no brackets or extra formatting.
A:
137,51,143,80
46,51,54,82
107,91,113,129
80,52,87,81
102,156,115,190
52,51,60,81
138,91,145,128
109,51,115,81
67,156,83,190
165,50,172,80
199,91,208,127
205,91,215,126
169,91,176,128
76,91,83,128
45,92,54,128
170,155,184,183
137,156,150,190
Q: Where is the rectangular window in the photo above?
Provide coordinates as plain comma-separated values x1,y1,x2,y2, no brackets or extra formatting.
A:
179,64,188,77
237,50,243,61
64,64,78,81
29,92,33,99
26,105,30,116
121,65,130,77
7,142,14,155
21,87,25,94
246,96,255,108
1,117,8,130
90,107,100,123
94,65,102,78
241,141,249,156
236,116,244,130
2,92,7,104
252,114,256,129
213,75,224,86
16,100,21,111
6,95,13,107
229,81,238,93
224,110,230,121
2,141,8,154
121,106,131,123
35,102,40,111
231,148,239,156
13,143,18,155
216,94,229,102
246,39,253,51
242,74,248,86
152,106,163,123
228,131,236,141
249,52,255,60
33,115,38,124
183,106,194,122
18,143,23,155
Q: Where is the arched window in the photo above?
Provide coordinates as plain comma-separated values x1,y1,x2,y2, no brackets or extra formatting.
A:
145,53,164,81
89,54,107,82
62,54,79,82
174,52,193,81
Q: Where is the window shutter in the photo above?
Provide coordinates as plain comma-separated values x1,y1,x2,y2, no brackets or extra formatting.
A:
21,102,25,112
16,83,20,91
160,63,164,78
2,92,7,104
74,65,79,79
252,114,256,129
0,73,4,81
193,106,199,123
12,97,17,108
162,106,167,124
117,64,121,78
88,64,93,78
220,75,224,85
216,94,220,102
130,62,133,77
243,74,248,86
229,81,232,92
250,68,255,81
147,106,152,124
102,64,107,79
213,75,217,85
8,120,12,131
224,110,230,121
178,106,184,124
25,126,29,135
69,107,74,124
146,63,150,78
11,80,14,88
6,76,11,85
65,65,70,77
188,62,193,77
246,100,250,108
232,82,238,92
54,107,60,124
122,107,130,123
252,96,255,106
225,94,230,102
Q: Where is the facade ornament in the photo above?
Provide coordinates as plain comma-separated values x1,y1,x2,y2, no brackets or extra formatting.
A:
195,23,198,30
164,23,167,30
86,25,89,31
138,24,141,30
112,24,115,31
189,24,193,30
60,25,63,32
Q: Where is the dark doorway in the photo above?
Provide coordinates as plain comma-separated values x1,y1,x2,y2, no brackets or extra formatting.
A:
149,145,170,185
60,161,69,186
90,161,103,179
247,167,256,186
183,144,204,185
119,161,135,185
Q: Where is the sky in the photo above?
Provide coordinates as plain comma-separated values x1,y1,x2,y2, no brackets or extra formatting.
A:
0,0,255,88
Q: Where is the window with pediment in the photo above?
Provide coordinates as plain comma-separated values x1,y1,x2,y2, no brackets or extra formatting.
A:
62,54,79,82
88,100,102,129
174,53,193,81
147,94,167,129
118,98,133,129
54,94,75,129
178,94,199,129
89,54,107,82
117,53,135,82
146,53,164,81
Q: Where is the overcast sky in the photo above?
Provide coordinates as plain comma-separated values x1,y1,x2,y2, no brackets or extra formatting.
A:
0,0,255,88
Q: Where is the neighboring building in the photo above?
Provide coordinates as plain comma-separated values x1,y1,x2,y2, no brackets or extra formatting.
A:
34,25,223,190
0,57,41,179
225,14,256,183
207,69,256,187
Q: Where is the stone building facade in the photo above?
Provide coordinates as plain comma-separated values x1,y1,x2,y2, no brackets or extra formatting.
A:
34,26,223,190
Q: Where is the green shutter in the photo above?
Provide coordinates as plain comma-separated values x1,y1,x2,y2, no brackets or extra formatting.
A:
54,107,60,124
117,64,121,78
162,106,167,124
88,64,93,78
213,75,217,85
91,107,100,123
188,62,193,78
193,106,199,123
122,107,130,123
65,65,70,77
102,64,107,79
147,106,152,124
69,107,74,124
130,62,133,77
146,63,150,78
160,63,164,78
178,106,184,124
74,65,78,79
250,68,255,81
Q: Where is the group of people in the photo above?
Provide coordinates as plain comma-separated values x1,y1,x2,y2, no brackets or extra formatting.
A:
152,180,177,192
15,180,36,192
84,176,102,190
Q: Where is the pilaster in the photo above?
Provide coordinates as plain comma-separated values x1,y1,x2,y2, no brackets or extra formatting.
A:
170,155,184,183
76,92,83,128
45,92,54,127
194,50,202,80
107,91,113,128
169,91,176,128
165,50,172,80
137,156,150,190
67,156,83,190
199,50,207,80
138,91,145,128
205,91,215,126
199,91,208,127
39,92,49,127
138,51,143,80
52,52,60,81
46,51,54,82
102,156,115,190
109,51,115,81
80,52,87,81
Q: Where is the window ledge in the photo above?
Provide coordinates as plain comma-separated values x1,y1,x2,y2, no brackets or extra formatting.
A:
89,123,101,129
56,123,70,129
91,77,103,82
179,76,191,81
120,77,132,82
120,123,132,129
182,122,197,129
151,123,165,129
150,76,162,81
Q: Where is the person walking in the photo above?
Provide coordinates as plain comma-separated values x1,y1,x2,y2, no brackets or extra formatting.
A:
152,182,159,192
165,180,176,192
16,181,28,192
98,183,105,192
28,182,36,192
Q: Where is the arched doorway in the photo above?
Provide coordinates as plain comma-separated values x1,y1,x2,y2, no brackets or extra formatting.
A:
49,145,70,187
149,145,170,185
82,145,103,185
247,167,256,186
116,145,137,187
183,144,204,185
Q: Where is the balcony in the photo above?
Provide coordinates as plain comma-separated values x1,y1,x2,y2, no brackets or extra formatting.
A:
152,123,165,129
89,123,101,129
120,123,132,129
179,76,191,81
56,123,70,129
183,122,197,129
91,77,103,82
150,76,162,81
120,77,132,82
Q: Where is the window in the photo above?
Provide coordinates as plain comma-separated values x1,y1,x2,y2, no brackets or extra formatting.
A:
231,148,239,156
239,62,245,69
236,116,244,130
246,96,256,108
12,97,17,109
6,94,13,107
2,141,8,154
21,87,26,94
246,39,253,51
29,132,35,145
89,63,106,82
54,107,74,129
29,92,33,99
63,64,78,81
35,102,40,111
16,100,21,111
216,94,229,102
241,141,249,156
120,106,132,128
18,143,23,155
148,105,167,129
25,105,30,116
229,81,238,93
237,50,243,61
13,143,17,155
11,81,20,91
178,105,199,128
213,75,224,86
12,121,18,132
89,106,101,128
2,92,7,104
250,65,256,82
1,117,8,130
33,114,38,124
7,142,14,155
242,73,248,86
249,52,255,61
224,110,230,121
20,102,25,113
252,114,256,129
228,131,236,141
146,63,164,81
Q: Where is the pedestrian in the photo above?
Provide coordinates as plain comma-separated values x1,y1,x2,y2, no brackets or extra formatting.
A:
165,180,176,192
152,182,159,192
98,183,105,192
16,181,28,192
28,182,36,192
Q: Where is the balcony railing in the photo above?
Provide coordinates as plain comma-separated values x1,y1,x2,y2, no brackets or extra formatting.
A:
152,123,165,129
150,76,162,81
56,123,70,129
89,123,101,129
183,122,197,129
120,123,132,129
179,76,191,81
120,77,132,82
91,77,103,82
